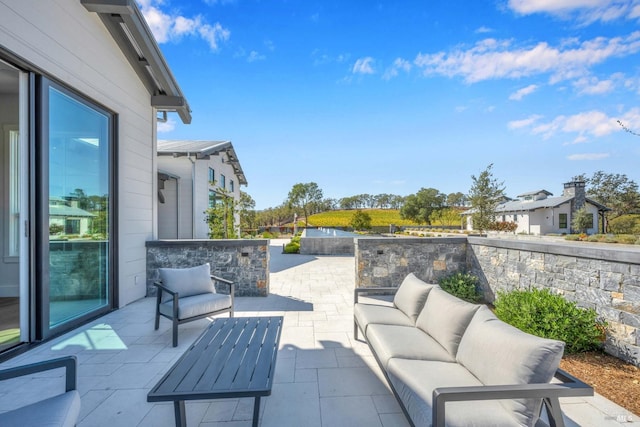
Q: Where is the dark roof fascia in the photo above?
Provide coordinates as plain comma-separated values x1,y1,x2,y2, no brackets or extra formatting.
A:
585,198,611,212
516,189,553,198
81,0,192,124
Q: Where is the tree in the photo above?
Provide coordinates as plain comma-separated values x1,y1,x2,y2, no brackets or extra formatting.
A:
400,187,446,225
431,207,463,227
287,182,323,225
572,206,594,234
467,164,506,233
205,189,237,239
447,192,467,207
350,209,372,231
583,171,640,222
238,191,256,235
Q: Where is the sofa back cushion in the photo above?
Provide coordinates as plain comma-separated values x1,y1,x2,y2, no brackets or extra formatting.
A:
158,263,214,302
415,287,480,356
393,273,436,324
457,306,565,424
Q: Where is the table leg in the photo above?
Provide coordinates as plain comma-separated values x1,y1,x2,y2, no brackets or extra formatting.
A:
174,400,187,427
252,396,261,427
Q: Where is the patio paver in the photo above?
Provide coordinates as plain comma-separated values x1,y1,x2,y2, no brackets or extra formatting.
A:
0,238,637,426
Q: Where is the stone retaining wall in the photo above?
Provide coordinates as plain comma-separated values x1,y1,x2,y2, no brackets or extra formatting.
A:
146,239,269,297
466,236,640,366
300,237,355,255
355,236,640,366
355,237,468,287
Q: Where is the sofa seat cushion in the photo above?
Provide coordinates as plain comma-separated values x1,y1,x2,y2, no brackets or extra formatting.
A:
415,287,480,357
387,359,520,427
160,293,232,320
0,390,81,427
354,303,414,336
393,273,437,323
457,305,565,425
366,324,454,369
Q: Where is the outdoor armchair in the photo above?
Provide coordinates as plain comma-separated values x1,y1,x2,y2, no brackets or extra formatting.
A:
0,355,80,427
154,263,235,347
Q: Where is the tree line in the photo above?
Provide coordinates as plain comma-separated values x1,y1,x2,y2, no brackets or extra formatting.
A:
232,167,640,235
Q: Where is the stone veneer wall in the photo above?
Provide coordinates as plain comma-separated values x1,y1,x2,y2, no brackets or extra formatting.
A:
355,237,468,287
466,236,640,366
355,236,640,366
146,239,269,297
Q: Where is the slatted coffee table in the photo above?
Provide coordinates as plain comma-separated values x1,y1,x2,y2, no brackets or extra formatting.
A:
147,316,283,427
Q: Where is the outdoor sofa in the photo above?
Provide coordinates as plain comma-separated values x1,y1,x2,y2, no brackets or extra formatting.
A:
354,273,594,427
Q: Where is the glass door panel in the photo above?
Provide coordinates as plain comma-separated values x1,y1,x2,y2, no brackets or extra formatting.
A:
47,86,110,329
0,60,22,353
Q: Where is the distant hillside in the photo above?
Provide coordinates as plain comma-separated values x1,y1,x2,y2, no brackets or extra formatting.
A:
307,209,420,227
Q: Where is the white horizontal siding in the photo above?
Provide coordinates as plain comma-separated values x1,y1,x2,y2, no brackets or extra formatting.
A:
0,0,159,306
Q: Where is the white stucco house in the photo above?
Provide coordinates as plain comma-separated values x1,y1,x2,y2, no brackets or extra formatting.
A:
464,181,609,235
157,140,247,239
0,0,191,355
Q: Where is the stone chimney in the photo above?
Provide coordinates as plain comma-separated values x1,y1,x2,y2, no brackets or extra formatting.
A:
563,181,586,232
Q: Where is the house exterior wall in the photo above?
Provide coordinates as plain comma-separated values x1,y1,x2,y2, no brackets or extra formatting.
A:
158,153,243,239
0,0,157,307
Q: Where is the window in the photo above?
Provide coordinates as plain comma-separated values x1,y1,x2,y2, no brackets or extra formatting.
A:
208,190,216,208
559,213,567,229
230,180,234,192
220,174,226,189
208,167,214,184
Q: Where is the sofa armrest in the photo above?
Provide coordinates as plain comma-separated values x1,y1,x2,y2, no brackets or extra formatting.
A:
432,369,593,427
354,287,399,304
0,356,77,392
154,281,178,297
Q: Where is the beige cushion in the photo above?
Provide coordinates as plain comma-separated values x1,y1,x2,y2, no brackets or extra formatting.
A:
387,359,520,427
392,273,436,323
354,303,414,336
158,264,214,302
415,287,480,357
160,293,232,320
457,305,565,425
366,324,453,369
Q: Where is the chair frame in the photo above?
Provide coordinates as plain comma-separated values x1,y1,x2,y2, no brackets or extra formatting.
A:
154,274,235,347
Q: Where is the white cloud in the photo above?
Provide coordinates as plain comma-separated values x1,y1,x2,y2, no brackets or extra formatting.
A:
508,114,543,129
510,107,640,139
352,57,375,74
247,50,266,62
138,1,230,50
157,117,176,133
475,26,494,34
509,84,539,100
567,152,611,160
508,0,639,23
413,32,640,84
573,73,624,94
382,58,412,80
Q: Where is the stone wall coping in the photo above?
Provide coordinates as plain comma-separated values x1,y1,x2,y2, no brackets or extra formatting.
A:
468,236,640,265
146,239,268,248
355,237,469,245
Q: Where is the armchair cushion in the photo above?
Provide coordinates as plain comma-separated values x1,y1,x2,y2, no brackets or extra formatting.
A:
158,263,214,302
159,293,232,320
0,390,81,427
392,273,436,324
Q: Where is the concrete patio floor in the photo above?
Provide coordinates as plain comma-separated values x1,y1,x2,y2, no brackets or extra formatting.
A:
0,239,638,426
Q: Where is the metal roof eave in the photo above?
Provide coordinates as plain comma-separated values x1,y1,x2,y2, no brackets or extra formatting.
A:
81,0,192,124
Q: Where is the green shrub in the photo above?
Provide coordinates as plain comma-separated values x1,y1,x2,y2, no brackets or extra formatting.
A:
283,241,300,253
438,272,481,303
493,288,606,354
262,231,275,239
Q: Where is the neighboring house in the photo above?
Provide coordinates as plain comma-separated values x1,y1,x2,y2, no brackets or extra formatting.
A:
157,140,248,239
464,181,609,235
0,0,190,355
49,198,95,236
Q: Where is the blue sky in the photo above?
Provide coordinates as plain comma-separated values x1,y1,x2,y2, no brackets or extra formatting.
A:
139,0,640,210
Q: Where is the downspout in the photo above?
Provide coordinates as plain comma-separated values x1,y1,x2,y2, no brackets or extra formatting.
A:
187,154,196,239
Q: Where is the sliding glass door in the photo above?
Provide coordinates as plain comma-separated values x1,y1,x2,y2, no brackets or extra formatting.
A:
39,79,114,337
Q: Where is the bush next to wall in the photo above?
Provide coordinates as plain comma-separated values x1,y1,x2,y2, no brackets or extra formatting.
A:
438,272,481,303
493,288,606,354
